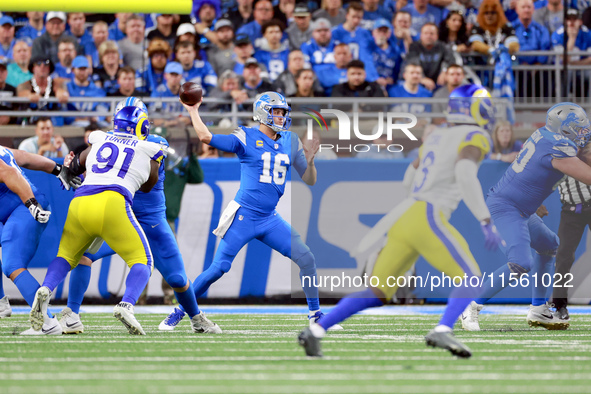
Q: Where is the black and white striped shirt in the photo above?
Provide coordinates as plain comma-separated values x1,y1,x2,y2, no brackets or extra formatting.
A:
559,176,591,205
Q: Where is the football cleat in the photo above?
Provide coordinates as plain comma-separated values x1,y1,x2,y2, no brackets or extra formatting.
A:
309,311,343,330
20,317,63,336
527,303,569,330
554,305,570,321
461,301,483,331
59,307,84,334
0,295,12,318
425,329,472,358
298,326,323,357
191,312,222,334
113,302,146,335
158,307,186,331
30,286,52,331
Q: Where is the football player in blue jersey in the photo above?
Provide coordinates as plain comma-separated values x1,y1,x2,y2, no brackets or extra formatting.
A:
55,97,220,335
160,91,342,330
462,102,591,331
0,143,80,333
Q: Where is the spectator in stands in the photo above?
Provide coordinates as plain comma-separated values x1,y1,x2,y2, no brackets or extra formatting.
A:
223,0,254,31
387,62,432,115
439,10,470,53
432,64,465,124
92,41,121,95
391,10,417,55
470,0,520,57
175,41,218,94
119,14,147,71
17,56,69,125
206,70,249,113
512,0,551,64
236,0,275,48
491,120,522,162
0,59,16,125
194,1,219,47
369,19,403,89
176,23,198,45
108,66,142,97
0,16,16,62
406,23,455,91
274,49,324,96
72,122,99,155
32,12,81,65
85,21,109,68
332,2,379,82
254,20,289,81
331,59,385,112
552,8,591,65
361,0,394,30
18,117,69,158
289,67,324,97
231,33,256,75
207,19,236,76
315,42,352,95
108,12,132,41
136,39,171,95
65,56,107,126
401,0,444,34
534,0,563,34
273,0,296,26
7,41,32,87
147,14,176,49
151,61,188,125
52,36,77,85
241,57,274,102
301,18,336,68
312,0,346,27
15,12,45,47
286,4,313,50
67,13,93,49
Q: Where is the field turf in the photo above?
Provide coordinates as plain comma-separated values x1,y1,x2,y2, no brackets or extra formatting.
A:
1,306,591,394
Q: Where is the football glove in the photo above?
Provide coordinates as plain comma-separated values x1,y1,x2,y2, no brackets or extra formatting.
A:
25,198,51,223
480,220,506,251
53,164,82,191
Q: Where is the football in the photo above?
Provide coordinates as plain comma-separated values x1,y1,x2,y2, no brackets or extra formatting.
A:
179,82,203,105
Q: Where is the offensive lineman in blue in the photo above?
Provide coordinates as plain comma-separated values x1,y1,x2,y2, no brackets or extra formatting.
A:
160,91,341,330
57,97,221,335
462,103,591,331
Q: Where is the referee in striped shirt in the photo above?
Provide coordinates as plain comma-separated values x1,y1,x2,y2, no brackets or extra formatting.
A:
553,177,591,321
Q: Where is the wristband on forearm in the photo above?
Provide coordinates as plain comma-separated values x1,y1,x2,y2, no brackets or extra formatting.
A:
52,163,62,176
24,197,38,208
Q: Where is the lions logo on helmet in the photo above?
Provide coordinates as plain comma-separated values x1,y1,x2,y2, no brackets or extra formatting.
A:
446,84,495,131
546,102,591,147
113,106,150,140
114,97,148,117
253,92,292,132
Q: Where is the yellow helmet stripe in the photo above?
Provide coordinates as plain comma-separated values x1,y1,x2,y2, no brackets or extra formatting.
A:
135,112,148,140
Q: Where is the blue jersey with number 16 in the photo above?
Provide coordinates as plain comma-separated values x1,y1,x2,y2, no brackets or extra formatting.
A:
209,126,308,214
488,126,578,216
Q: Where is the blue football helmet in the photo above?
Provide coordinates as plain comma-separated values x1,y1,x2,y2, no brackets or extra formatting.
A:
446,84,495,131
114,97,148,116
253,92,291,132
546,102,591,147
113,106,150,140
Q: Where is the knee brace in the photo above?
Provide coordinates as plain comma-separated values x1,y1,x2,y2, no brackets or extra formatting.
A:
166,273,187,289
507,262,530,276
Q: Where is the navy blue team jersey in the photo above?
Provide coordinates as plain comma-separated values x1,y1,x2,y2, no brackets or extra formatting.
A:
133,134,168,216
209,126,308,214
0,146,38,221
488,126,578,216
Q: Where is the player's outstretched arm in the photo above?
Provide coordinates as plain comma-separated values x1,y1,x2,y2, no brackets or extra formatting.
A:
300,137,319,186
0,159,37,203
181,98,212,144
552,156,591,185
402,157,420,193
10,148,64,174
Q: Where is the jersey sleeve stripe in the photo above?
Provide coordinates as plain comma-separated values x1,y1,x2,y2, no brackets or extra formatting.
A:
151,150,164,163
233,128,247,146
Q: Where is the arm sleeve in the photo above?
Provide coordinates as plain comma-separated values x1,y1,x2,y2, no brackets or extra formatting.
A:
209,131,246,155
455,159,491,222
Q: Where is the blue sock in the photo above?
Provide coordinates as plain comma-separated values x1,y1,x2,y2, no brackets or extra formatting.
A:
299,268,320,312
439,282,480,329
67,264,91,314
475,263,514,304
317,289,383,330
174,281,200,318
13,269,41,307
121,264,151,305
0,260,5,299
42,257,72,292
532,253,554,306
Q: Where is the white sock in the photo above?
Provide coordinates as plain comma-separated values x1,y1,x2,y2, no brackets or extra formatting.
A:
434,324,453,333
309,323,326,338
308,309,320,318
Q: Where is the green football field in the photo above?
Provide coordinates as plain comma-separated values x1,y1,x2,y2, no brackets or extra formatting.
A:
2,307,591,394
